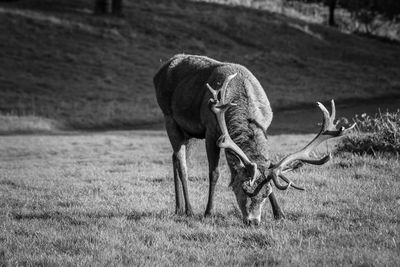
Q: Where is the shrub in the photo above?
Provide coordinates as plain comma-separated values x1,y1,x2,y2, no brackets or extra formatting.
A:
338,110,400,155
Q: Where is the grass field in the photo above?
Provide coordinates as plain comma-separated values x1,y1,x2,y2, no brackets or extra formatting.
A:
1,0,399,266
1,0,400,130
1,131,399,266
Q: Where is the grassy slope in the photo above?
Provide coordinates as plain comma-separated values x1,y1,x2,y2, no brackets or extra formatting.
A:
0,132,399,266
0,0,399,130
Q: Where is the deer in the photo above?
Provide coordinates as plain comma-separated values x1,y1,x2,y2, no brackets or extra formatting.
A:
153,54,355,225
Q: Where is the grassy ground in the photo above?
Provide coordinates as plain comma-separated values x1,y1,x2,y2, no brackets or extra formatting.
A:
1,1,399,265
1,131,399,266
1,0,400,130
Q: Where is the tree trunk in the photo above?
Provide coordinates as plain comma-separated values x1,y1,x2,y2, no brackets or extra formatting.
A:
95,0,109,14
328,0,337,26
112,0,123,15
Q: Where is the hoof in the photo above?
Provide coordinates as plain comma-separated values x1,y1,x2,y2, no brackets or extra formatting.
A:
175,208,185,216
204,211,212,218
274,212,286,220
204,207,213,217
186,209,194,217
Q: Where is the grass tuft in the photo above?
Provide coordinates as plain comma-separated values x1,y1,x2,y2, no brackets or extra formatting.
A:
338,110,400,155
241,232,276,248
181,231,217,242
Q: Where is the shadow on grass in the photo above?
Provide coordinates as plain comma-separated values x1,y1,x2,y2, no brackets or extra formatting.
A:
128,209,245,228
126,209,170,221
0,179,43,191
12,211,89,226
243,252,281,266
242,233,277,248
315,212,343,225
180,231,217,242
11,208,233,223
11,207,258,228
285,211,306,222
11,209,168,226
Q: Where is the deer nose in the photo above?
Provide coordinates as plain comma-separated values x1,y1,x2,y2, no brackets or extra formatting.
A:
244,218,260,226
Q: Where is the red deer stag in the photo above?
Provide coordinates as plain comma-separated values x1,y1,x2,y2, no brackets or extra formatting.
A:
154,54,354,225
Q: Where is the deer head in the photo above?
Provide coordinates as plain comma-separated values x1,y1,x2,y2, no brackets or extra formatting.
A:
207,73,355,224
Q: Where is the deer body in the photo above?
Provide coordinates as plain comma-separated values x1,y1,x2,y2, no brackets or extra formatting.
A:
154,54,354,225
154,54,282,223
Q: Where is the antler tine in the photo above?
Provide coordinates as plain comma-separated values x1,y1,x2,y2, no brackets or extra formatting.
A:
208,85,219,102
207,73,237,108
330,99,336,126
271,172,290,190
330,101,357,133
341,119,357,136
267,100,355,192
316,101,331,132
207,73,258,186
278,173,305,191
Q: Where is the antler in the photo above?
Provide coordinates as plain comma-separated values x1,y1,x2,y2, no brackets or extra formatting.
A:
207,73,258,185
243,100,356,194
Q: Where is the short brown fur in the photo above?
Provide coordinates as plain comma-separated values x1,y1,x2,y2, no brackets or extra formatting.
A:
154,54,284,223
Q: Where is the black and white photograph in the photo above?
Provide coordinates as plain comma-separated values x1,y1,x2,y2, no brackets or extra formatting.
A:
0,0,399,265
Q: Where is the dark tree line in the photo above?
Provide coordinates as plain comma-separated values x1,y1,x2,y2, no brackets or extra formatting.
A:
342,0,400,20
95,0,123,15
285,0,338,26
287,0,400,27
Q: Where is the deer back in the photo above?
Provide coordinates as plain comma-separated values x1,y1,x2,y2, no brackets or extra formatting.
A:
154,54,273,146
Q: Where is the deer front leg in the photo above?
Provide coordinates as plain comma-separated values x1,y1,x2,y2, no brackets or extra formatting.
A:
268,191,285,220
204,133,221,217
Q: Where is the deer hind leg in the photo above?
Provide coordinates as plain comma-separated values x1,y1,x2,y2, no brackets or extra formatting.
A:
172,153,184,215
268,191,285,220
165,116,193,216
204,133,221,217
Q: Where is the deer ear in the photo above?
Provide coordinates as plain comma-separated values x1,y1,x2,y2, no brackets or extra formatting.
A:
225,152,242,171
245,79,273,133
228,161,247,187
